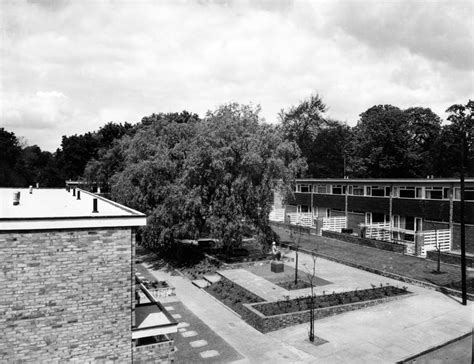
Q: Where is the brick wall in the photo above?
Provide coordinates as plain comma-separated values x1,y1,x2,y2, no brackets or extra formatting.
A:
0,227,133,362
347,212,365,232
452,224,474,253
242,292,411,333
133,338,175,364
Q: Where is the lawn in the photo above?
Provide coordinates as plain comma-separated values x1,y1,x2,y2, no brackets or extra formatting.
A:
272,225,469,291
245,262,332,287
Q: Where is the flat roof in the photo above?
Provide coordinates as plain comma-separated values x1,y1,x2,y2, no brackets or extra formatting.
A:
294,178,474,185
0,188,146,230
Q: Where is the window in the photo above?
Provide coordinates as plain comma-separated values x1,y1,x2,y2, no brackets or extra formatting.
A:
297,205,311,213
399,187,415,198
425,187,444,199
332,185,346,195
299,184,312,193
416,187,423,198
316,184,328,194
349,185,364,195
365,186,388,197
371,186,386,197
454,188,474,201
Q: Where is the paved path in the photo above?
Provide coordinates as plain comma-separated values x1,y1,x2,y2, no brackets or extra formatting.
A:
143,249,472,363
218,268,289,301
146,264,315,363
266,250,473,363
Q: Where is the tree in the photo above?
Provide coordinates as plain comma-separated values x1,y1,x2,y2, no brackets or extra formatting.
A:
303,252,318,342
108,105,305,254
289,223,306,285
279,94,334,177
0,128,23,186
404,107,442,177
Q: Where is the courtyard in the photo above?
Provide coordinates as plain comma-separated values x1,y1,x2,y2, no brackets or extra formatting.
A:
139,247,472,363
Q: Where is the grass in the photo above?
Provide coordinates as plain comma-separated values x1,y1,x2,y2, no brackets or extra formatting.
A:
272,225,471,292
245,262,332,287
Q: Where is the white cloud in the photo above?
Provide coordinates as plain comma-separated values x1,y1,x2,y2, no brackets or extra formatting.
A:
1,0,472,151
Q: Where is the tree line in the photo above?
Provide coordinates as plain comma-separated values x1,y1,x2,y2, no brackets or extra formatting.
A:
1,97,472,250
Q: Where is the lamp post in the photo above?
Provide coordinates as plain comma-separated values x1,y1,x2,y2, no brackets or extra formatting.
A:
460,131,467,305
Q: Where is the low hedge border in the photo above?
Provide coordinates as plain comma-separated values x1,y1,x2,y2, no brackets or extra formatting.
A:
426,250,474,268
278,242,474,301
242,291,412,333
322,230,406,254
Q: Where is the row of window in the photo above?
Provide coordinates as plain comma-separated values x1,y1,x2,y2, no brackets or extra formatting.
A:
295,184,474,201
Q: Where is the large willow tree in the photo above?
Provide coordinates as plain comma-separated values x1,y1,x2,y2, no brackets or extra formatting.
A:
108,105,305,250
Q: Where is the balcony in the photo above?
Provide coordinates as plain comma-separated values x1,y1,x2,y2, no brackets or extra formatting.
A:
133,283,178,340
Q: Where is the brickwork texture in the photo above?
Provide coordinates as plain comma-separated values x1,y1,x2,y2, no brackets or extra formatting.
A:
0,227,133,363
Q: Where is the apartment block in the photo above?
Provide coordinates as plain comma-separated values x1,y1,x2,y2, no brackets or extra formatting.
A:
0,187,177,363
271,178,474,255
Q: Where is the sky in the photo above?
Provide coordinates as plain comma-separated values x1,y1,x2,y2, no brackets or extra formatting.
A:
1,0,473,151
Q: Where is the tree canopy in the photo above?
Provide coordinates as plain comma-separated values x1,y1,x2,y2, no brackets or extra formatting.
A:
95,105,306,250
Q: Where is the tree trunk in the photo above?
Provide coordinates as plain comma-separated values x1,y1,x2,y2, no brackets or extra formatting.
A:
295,248,299,285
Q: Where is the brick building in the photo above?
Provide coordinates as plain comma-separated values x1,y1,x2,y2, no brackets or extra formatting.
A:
0,187,177,363
271,178,474,255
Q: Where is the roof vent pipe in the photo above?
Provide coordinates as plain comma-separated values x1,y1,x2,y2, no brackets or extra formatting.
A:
92,198,98,213
77,190,81,200
72,188,76,197
13,192,20,206
29,185,33,194
66,186,70,192
36,183,39,189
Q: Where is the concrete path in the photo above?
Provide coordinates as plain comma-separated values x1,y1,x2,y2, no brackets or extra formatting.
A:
218,268,289,301
266,250,473,363
144,250,472,363
146,265,315,363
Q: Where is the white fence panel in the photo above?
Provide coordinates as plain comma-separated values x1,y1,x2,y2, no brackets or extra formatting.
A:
322,216,347,232
286,213,314,227
365,223,391,241
420,229,451,256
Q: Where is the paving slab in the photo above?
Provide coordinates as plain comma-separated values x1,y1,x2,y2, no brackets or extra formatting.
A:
146,264,315,363
192,279,210,288
200,350,220,358
203,274,221,284
218,268,289,301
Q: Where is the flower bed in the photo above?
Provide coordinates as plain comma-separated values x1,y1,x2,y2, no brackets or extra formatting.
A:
242,285,412,333
179,258,222,280
205,277,264,317
275,279,312,290
253,285,409,316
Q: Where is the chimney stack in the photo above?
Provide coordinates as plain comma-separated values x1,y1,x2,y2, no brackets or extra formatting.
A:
13,192,20,206
92,198,98,213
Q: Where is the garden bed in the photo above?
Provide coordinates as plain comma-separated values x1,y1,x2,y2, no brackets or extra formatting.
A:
242,285,412,333
205,277,264,317
253,285,409,316
275,279,312,290
178,258,222,280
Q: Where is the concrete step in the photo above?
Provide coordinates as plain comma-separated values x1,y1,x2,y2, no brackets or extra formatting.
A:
192,279,210,289
203,274,221,285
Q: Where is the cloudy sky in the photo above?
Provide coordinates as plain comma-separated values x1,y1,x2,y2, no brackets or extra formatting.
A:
1,0,473,151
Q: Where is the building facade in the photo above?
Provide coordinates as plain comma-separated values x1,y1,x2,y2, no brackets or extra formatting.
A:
0,187,177,363
272,178,474,255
